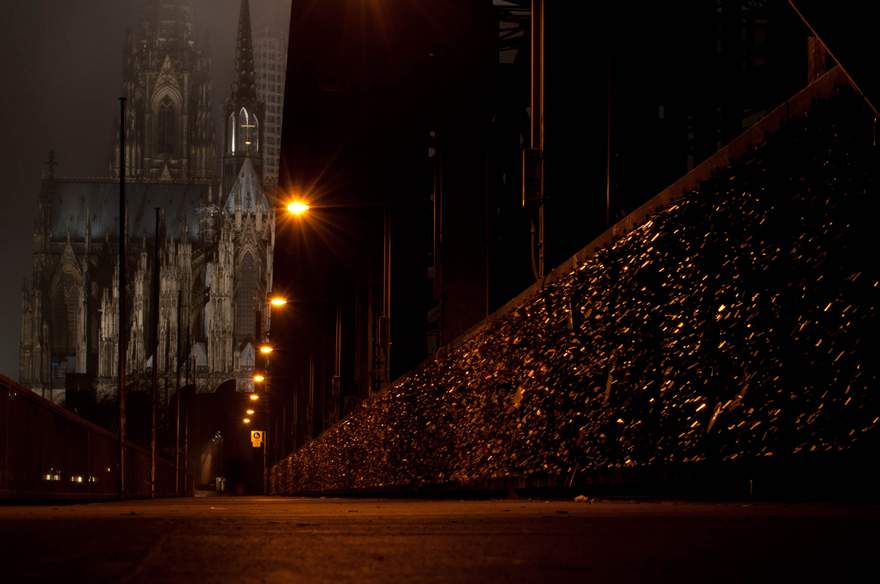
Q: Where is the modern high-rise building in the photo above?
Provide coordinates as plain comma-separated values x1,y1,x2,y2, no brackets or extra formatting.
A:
254,29,288,189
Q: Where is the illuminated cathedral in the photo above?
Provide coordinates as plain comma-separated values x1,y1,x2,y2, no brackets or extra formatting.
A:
19,0,276,403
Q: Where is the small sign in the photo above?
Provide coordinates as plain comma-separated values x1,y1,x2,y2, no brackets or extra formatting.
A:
250,430,264,448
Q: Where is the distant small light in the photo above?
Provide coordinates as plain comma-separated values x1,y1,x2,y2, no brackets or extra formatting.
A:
249,394,260,401
243,418,252,424
253,374,266,383
246,409,255,416
259,345,273,355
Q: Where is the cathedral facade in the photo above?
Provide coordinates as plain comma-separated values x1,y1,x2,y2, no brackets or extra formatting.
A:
19,0,276,403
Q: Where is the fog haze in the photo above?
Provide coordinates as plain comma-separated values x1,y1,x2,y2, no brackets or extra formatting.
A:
0,0,291,376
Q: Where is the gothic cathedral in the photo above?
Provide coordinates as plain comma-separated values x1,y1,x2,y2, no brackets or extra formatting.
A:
19,0,276,403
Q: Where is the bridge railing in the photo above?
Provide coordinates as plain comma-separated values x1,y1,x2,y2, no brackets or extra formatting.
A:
447,65,849,352
0,374,175,500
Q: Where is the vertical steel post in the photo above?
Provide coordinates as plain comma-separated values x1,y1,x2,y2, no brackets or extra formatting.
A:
530,0,545,281
263,430,268,495
307,353,315,441
263,347,271,496
184,401,189,496
606,57,612,227
150,208,160,498
432,131,444,347
381,207,392,385
117,97,127,500
175,288,182,496
333,303,342,421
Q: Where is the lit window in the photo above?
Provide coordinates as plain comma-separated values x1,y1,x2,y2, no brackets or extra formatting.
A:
228,107,260,155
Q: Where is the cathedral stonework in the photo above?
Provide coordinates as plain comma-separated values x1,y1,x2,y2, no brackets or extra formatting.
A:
19,0,276,403
115,0,216,181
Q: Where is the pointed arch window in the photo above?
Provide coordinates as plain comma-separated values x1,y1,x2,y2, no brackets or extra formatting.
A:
228,112,237,154
228,107,260,155
240,343,256,371
234,253,259,343
51,273,80,355
158,96,177,155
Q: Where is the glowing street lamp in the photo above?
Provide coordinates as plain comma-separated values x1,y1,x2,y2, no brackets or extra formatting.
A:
249,393,260,401
246,409,255,416
253,373,266,383
269,296,288,308
286,200,310,216
243,418,252,425
259,344,274,355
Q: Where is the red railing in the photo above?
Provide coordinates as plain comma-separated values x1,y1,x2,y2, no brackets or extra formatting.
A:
0,375,176,500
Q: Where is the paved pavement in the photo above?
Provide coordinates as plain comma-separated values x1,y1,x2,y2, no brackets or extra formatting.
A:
1,497,877,583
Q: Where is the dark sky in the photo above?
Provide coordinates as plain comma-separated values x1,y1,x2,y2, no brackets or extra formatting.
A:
0,0,290,377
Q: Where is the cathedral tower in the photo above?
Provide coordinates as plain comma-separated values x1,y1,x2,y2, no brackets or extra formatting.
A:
223,0,266,196
22,0,275,404
116,0,216,181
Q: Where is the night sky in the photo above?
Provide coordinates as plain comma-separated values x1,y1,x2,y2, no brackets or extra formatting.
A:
0,0,291,377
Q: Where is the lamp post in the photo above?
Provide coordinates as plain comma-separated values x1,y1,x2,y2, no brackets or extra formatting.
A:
252,371,273,496
284,199,391,393
522,0,545,282
246,295,286,495
117,96,127,501
380,207,391,390
175,294,193,497
174,289,182,496
332,303,342,424
257,341,273,496
150,208,160,499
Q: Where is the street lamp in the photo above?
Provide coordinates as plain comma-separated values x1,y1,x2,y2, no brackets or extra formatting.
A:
243,418,252,425
286,200,310,216
249,393,260,401
270,296,288,307
246,409,255,416
282,198,392,392
257,291,289,494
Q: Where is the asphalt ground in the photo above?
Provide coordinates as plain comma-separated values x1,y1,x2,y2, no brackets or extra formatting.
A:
1,497,877,583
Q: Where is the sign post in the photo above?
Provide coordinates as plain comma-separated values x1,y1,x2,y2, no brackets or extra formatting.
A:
251,429,267,493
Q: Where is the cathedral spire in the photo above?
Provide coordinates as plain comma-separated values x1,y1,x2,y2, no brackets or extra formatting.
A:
231,0,257,103
223,0,264,196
